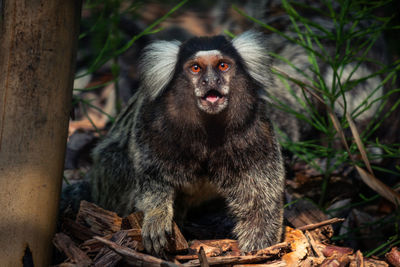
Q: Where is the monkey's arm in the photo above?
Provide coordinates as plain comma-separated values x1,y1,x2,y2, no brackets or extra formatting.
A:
133,176,175,257
223,169,284,251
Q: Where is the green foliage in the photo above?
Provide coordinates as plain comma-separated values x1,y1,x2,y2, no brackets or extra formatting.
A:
73,0,188,128
236,0,400,255
236,0,400,201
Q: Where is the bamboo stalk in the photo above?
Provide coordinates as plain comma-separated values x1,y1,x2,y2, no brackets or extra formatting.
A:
0,1,81,265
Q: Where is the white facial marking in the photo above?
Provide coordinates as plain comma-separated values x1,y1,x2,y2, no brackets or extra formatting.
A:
221,85,229,95
194,50,222,58
194,87,202,97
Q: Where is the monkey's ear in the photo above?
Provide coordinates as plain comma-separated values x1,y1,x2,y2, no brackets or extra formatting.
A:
232,31,272,89
139,40,181,100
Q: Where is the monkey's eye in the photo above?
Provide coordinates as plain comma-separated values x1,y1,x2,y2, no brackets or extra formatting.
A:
190,64,201,73
218,62,229,72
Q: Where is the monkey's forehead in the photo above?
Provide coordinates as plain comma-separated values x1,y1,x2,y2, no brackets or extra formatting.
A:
178,35,239,63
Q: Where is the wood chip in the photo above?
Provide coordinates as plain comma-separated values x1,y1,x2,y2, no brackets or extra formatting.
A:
254,242,290,256
319,244,353,258
197,247,210,267
123,212,143,230
190,239,239,257
285,199,329,228
76,201,122,236
281,227,309,267
386,247,400,267
53,233,92,267
62,217,97,242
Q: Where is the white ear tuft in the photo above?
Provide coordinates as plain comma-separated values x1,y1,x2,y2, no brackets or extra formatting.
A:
139,40,181,100
232,31,272,89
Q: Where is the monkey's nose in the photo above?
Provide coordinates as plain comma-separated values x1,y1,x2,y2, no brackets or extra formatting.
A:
202,77,221,87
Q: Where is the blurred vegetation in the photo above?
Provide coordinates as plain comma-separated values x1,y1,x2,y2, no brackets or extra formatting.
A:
72,0,400,256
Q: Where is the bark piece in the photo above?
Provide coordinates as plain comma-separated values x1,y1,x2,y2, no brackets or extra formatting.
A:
281,227,310,267
363,258,388,267
62,218,96,242
319,244,353,258
254,242,290,257
76,201,122,236
285,199,334,242
53,233,92,267
190,241,222,257
170,221,190,253
123,212,143,230
385,247,400,267
285,199,329,227
190,239,239,257
197,247,210,267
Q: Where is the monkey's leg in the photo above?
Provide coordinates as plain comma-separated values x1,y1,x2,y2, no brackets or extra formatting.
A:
134,179,175,257
223,172,284,251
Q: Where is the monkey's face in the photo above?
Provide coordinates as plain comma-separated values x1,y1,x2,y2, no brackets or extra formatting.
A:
183,50,235,115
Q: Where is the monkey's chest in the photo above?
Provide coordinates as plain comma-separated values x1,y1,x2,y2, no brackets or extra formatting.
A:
177,179,220,208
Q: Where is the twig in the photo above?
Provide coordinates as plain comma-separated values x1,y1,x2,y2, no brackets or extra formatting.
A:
304,231,324,259
255,242,290,256
94,236,182,267
183,254,278,267
297,218,344,231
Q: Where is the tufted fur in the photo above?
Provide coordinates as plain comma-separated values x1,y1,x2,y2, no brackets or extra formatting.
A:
139,40,181,100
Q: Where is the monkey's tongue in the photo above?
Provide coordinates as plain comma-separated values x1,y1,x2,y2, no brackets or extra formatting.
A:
206,93,220,103
204,90,222,103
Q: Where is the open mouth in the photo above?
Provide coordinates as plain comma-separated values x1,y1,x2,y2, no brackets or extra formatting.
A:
198,89,228,114
201,90,225,104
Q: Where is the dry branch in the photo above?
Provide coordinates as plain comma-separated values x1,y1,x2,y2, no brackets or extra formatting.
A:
94,236,182,267
297,218,345,231
183,254,281,267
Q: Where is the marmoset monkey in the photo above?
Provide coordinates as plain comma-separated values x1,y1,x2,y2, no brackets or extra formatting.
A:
90,31,285,256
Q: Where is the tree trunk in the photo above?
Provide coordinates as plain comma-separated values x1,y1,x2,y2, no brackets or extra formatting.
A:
0,1,81,266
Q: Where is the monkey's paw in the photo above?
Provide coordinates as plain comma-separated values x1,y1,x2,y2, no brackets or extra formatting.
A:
142,209,173,257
